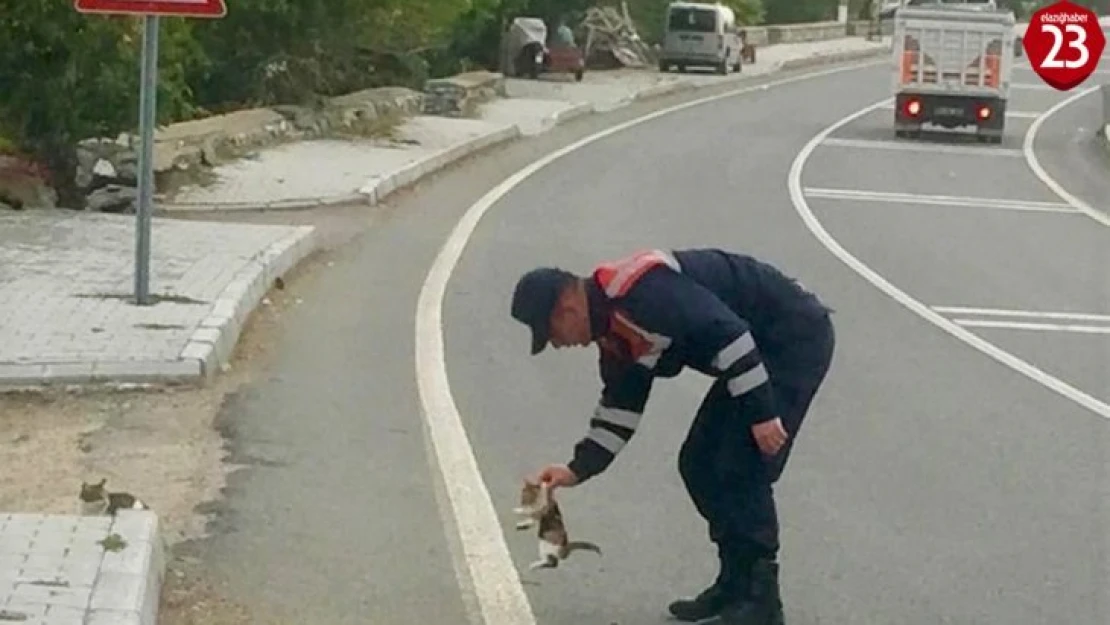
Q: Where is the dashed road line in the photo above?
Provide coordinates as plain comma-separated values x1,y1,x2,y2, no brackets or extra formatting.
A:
934,306,1110,334
1005,111,1044,119
818,136,1024,157
951,319,1110,334
932,306,1110,324
803,187,1080,214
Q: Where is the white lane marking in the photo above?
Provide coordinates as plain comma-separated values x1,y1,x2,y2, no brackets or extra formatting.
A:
1005,111,1044,119
804,187,1079,214
818,136,1024,157
933,306,1110,324
952,319,1110,335
414,58,885,625
1012,83,1061,91
1022,84,1110,228
787,98,1110,421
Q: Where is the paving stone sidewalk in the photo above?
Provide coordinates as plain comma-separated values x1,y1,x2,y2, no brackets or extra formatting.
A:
0,511,162,625
0,210,315,389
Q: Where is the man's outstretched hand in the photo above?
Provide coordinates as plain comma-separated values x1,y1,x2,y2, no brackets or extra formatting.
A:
534,464,579,489
751,417,789,457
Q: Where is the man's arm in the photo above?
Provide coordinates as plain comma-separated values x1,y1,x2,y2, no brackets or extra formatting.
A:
688,303,777,425
624,268,777,425
565,349,654,484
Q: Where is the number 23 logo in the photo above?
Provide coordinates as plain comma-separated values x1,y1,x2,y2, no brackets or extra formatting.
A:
1039,23,1090,69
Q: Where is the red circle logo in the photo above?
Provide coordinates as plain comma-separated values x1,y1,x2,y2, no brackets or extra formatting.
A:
1022,0,1106,91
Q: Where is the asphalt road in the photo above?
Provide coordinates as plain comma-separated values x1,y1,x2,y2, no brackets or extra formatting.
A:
444,61,1110,625
176,64,868,625
181,55,1110,625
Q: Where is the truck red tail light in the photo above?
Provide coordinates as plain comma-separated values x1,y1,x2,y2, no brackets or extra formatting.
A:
903,98,922,117
977,105,991,120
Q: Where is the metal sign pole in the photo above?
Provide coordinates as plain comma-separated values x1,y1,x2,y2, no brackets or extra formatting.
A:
135,14,159,306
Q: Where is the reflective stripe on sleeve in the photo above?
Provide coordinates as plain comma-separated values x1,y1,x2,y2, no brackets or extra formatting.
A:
595,405,641,430
587,427,628,455
712,332,756,372
727,363,769,397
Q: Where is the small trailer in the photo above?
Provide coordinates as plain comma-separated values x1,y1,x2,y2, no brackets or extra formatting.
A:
892,4,1016,143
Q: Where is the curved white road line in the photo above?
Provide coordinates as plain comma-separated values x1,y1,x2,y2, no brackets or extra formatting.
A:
787,99,1110,421
414,58,883,625
1022,84,1110,227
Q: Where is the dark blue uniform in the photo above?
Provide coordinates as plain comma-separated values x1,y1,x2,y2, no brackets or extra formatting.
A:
567,248,835,561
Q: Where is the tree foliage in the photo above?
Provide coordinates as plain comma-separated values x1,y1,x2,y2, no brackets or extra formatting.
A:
0,4,201,200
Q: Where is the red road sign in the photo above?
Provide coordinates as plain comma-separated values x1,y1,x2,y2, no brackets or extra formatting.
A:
1022,0,1105,91
75,0,227,17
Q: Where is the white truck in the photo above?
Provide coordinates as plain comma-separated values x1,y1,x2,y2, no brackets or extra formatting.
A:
892,4,1016,143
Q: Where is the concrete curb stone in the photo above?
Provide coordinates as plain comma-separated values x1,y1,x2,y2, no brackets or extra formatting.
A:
548,101,597,126
0,510,165,625
633,80,688,102
157,124,523,214
778,46,887,71
179,224,317,380
359,123,521,204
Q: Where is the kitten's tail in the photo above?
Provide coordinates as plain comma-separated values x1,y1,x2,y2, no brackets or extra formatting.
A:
565,541,602,556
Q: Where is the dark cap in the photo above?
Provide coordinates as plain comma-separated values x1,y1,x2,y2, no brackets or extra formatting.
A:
511,267,577,355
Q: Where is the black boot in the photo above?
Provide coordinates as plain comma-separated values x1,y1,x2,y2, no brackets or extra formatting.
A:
718,557,784,625
667,544,748,622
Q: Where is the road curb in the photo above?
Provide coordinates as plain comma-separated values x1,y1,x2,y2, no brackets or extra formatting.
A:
0,510,166,625
157,124,523,214
550,101,597,125
778,46,888,72
633,80,688,101
358,124,521,204
179,224,318,380
0,225,319,392
92,511,166,625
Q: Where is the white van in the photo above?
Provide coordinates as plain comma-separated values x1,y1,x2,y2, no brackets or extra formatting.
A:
659,1,743,74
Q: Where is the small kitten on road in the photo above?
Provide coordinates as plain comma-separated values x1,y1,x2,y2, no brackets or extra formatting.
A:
514,478,601,570
78,478,149,516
